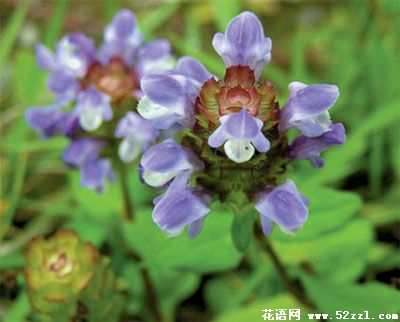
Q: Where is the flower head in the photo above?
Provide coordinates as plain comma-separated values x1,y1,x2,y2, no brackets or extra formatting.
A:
26,9,173,192
138,11,345,239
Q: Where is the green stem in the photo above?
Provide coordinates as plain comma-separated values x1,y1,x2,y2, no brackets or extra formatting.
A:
262,238,316,309
117,163,162,321
118,163,134,221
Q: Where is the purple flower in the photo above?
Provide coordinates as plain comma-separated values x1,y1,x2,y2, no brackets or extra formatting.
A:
25,106,65,138
136,39,175,78
279,82,339,137
63,138,114,192
74,87,112,131
98,9,143,65
25,106,80,138
152,172,210,237
36,32,96,77
137,73,197,129
212,11,272,79
80,158,115,193
47,69,79,106
289,123,346,168
63,138,104,167
208,108,270,163
140,139,203,187
114,112,158,163
255,179,309,236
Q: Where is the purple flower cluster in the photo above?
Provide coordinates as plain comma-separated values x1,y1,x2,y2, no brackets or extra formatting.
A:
138,12,346,237
26,10,173,192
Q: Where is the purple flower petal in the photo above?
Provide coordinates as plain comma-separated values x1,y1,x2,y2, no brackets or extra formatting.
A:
35,44,56,70
81,158,115,193
136,39,175,78
140,139,203,187
99,9,143,65
25,106,64,138
208,108,270,163
63,138,104,167
279,82,339,137
212,11,272,79
74,87,112,131
55,32,96,77
47,69,79,105
138,73,195,129
152,173,210,235
255,179,309,235
176,56,212,85
115,112,158,163
289,123,346,168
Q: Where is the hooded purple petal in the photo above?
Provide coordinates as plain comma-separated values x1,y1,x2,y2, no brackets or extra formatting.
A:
99,9,143,65
279,82,339,137
212,11,272,79
55,32,95,77
140,139,203,187
136,39,175,78
35,44,56,70
62,138,104,167
289,123,346,168
152,173,210,236
176,57,212,85
47,69,79,105
255,179,309,235
138,73,196,129
81,158,115,193
25,106,65,138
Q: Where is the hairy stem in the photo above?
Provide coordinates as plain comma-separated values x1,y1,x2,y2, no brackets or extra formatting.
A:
262,238,316,309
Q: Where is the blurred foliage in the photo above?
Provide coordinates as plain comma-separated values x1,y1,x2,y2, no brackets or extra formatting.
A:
0,0,399,321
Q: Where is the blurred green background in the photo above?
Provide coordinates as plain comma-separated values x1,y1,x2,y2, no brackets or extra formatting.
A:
1,0,399,321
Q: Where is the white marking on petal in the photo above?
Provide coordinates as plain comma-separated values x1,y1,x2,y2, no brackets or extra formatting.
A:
224,139,255,163
301,111,331,131
79,108,103,131
137,96,170,120
143,169,177,187
118,137,141,163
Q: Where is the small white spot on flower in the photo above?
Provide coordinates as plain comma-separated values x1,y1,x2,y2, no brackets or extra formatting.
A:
137,96,170,120
79,107,103,131
224,139,255,163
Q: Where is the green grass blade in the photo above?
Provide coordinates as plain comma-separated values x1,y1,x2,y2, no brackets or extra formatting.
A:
0,0,29,72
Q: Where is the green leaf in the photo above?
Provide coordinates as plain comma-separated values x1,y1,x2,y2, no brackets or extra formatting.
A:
139,2,180,37
272,220,374,282
3,291,30,322
230,210,256,252
0,0,29,72
301,275,400,317
123,208,242,273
